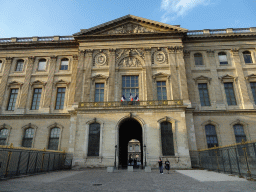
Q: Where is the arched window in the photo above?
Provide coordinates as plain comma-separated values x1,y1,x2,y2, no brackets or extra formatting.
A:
205,124,218,148
0,60,2,70
233,124,246,143
60,58,69,70
88,123,100,156
22,128,34,148
161,122,174,156
243,51,253,64
48,128,60,150
194,53,203,65
16,59,24,71
0,129,8,145
38,59,46,71
218,52,228,65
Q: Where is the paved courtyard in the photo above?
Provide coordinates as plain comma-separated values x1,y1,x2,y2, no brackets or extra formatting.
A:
1,169,256,192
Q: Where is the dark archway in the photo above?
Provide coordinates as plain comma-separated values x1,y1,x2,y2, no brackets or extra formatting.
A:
119,118,143,169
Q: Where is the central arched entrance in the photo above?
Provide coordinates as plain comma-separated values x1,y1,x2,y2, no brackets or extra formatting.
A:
119,118,143,169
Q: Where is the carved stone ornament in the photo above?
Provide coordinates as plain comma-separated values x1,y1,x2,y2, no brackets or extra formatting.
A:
154,51,166,64
245,74,256,81
95,53,107,66
119,57,142,67
116,49,145,62
193,75,212,84
102,23,156,35
219,74,237,83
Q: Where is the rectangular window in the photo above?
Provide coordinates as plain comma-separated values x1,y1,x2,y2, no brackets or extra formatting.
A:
16,60,24,71
88,123,100,156
95,83,104,102
31,88,42,110
55,88,66,110
250,82,256,104
122,76,139,99
224,83,237,105
157,81,167,100
161,122,174,156
7,89,18,111
198,83,210,106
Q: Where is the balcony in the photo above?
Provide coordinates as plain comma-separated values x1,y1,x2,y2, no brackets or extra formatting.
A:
78,100,183,109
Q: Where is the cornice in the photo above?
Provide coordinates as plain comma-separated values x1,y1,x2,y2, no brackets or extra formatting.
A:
193,110,256,116
0,114,70,120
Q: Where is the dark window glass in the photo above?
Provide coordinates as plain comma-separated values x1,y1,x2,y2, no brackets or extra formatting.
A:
161,122,174,156
22,128,34,148
224,83,236,105
205,124,218,148
60,58,69,70
88,123,100,156
122,76,139,99
95,83,104,102
55,88,66,110
16,60,24,71
157,81,167,100
38,59,46,71
243,51,252,64
250,82,256,104
0,60,2,70
7,89,18,111
0,129,8,145
48,128,60,150
198,83,210,106
234,124,248,156
194,53,203,65
218,52,228,65
31,88,42,110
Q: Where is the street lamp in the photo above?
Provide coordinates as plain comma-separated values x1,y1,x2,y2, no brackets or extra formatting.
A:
144,144,147,167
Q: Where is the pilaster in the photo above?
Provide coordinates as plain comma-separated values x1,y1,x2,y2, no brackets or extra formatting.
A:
108,49,116,101
168,48,179,100
231,49,254,109
144,48,153,100
68,55,79,105
207,50,226,109
42,56,57,110
83,49,93,102
74,50,85,104
18,56,35,112
0,57,13,112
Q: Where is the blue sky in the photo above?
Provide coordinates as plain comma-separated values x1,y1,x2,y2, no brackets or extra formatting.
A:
0,0,255,38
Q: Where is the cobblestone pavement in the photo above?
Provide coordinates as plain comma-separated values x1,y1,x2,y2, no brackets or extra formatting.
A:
1,169,256,192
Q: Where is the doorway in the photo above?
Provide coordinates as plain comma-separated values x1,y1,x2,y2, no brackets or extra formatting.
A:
118,118,143,169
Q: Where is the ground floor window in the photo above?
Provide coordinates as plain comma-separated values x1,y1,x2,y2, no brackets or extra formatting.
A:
87,123,100,156
161,122,174,156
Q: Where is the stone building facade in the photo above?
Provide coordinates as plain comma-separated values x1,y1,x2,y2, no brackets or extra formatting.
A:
0,15,256,168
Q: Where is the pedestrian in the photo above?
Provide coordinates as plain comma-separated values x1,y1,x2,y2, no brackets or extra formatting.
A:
158,157,163,174
165,159,170,174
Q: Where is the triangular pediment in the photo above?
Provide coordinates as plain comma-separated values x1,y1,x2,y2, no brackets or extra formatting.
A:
74,15,187,36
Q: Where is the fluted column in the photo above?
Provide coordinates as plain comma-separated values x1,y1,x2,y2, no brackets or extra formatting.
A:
18,56,35,111
168,48,179,100
0,57,13,112
68,55,78,105
108,49,116,101
74,50,85,103
176,47,190,105
231,49,254,109
207,50,225,109
83,49,93,102
144,48,153,100
43,56,57,109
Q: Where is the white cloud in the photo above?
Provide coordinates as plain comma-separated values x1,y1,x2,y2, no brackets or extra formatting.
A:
160,0,210,22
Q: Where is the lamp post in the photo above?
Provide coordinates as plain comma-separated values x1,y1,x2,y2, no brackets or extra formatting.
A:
114,145,117,169
144,144,147,167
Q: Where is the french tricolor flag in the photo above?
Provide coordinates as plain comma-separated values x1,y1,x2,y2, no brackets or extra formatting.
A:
121,95,126,102
134,95,139,101
129,93,133,101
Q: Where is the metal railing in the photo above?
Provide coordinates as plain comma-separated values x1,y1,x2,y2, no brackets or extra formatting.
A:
0,143,72,179
196,140,256,179
79,100,183,108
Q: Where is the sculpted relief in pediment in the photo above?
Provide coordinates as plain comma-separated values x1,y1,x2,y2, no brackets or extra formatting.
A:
116,49,144,67
119,57,142,67
102,23,156,35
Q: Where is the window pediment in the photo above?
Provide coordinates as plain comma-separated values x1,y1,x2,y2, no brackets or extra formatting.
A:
152,72,170,80
8,80,23,87
30,80,47,86
245,74,256,82
91,74,109,81
193,75,212,83
219,74,237,83
54,79,70,86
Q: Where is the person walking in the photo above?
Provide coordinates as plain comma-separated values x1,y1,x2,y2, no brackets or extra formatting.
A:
158,158,163,174
165,159,170,174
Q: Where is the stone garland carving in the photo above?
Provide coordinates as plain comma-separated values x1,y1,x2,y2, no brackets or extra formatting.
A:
102,24,156,35
119,57,142,67
116,49,145,63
